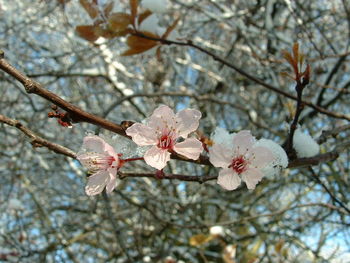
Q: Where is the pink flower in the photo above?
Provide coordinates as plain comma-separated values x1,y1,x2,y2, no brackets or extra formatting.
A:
77,135,120,196
126,105,203,170
209,130,274,190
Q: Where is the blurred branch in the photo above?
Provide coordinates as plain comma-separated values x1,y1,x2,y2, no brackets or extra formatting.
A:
0,114,76,159
103,91,247,118
102,191,133,262
133,33,350,122
308,167,350,214
317,124,350,144
217,202,348,227
119,172,217,183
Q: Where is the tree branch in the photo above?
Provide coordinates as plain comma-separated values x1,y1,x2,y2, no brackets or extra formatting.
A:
0,52,126,136
0,114,76,159
133,33,350,122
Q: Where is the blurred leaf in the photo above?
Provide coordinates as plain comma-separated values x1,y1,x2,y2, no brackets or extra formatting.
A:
79,0,98,19
189,234,213,246
121,32,159,56
138,10,152,25
162,17,180,39
76,25,99,42
129,0,138,22
292,42,299,62
108,12,132,33
274,240,284,254
103,1,114,17
282,248,289,258
251,238,262,254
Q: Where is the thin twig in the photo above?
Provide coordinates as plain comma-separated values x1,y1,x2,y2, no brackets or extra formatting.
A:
0,114,76,159
102,191,133,262
132,33,350,122
0,53,126,136
308,167,350,214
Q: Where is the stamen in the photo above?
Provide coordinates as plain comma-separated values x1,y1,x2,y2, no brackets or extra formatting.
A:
229,155,247,174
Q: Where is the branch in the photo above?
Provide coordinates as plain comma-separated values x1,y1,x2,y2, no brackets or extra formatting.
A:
0,51,126,136
317,124,350,144
119,172,217,183
285,76,310,157
308,167,350,214
102,191,133,262
0,114,76,159
133,33,350,122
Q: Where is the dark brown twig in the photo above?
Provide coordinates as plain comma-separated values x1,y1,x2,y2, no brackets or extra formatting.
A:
0,114,76,159
0,53,126,136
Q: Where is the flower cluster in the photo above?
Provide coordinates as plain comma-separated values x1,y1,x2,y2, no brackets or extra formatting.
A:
77,105,289,196
126,105,203,170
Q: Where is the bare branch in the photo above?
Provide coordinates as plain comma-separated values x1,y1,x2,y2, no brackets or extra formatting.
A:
0,114,76,159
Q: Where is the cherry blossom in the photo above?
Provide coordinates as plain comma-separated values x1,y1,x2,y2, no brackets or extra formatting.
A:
126,105,203,170
293,128,320,158
209,130,274,190
77,135,120,196
255,138,288,177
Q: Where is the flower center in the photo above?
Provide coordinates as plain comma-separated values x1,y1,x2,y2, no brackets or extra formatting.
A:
91,155,116,170
157,134,174,150
157,128,176,150
229,156,247,174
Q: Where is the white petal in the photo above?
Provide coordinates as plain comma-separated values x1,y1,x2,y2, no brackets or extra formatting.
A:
175,109,202,138
293,128,320,158
173,138,203,160
148,105,177,131
248,146,274,168
105,168,118,194
241,168,265,190
209,143,232,168
217,168,241,190
126,123,158,146
77,152,103,170
211,127,235,146
232,130,255,155
144,146,171,170
103,142,117,157
85,170,109,196
255,138,288,168
82,135,106,153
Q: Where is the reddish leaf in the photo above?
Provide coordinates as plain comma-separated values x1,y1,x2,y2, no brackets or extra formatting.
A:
162,17,180,39
99,27,132,39
282,50,298,75
138,10,152,25
76,25,99,42
126,32,159,48
129,0,138,22
79,0,99,19
122,33,159,56
103,1,114,17
108,12,132,33
292,42,299,63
